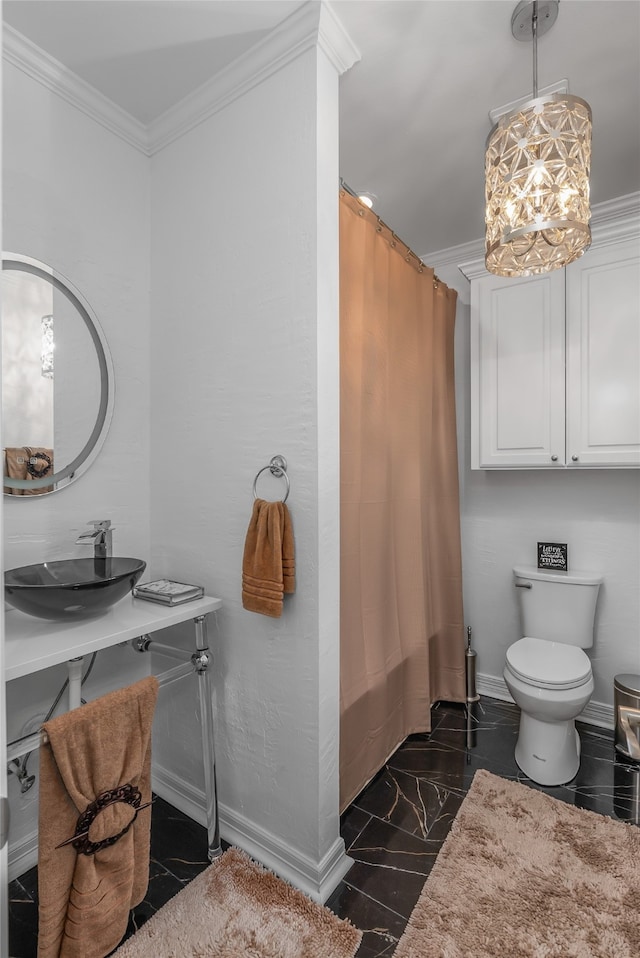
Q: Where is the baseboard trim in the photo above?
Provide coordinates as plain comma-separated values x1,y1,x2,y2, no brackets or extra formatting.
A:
579,698,615,731
8,829,38,883
151,763,352,904
476,672,515,705
477,671,615,730
151,763,207,828
8,694,615,887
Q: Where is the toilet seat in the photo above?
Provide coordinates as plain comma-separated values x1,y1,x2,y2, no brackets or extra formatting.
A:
506,637,592,691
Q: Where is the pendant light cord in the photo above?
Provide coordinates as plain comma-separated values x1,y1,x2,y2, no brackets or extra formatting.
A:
532,1,538,97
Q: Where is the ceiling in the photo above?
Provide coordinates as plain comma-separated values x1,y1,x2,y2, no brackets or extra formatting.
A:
4,0,640,256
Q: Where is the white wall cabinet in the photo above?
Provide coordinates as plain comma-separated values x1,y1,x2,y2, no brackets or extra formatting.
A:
566,241,640,467
464,233,640,470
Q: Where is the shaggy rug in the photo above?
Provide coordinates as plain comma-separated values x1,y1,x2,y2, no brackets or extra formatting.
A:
394,768,640,958
111,846,361,958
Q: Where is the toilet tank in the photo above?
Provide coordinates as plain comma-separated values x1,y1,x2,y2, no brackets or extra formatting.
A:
513,566,602,648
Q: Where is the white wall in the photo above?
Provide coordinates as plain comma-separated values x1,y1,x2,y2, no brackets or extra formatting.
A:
432,230,640,727
3,63,151,570
148,36,347,899
457,302,639,719
3,62,151,872
2,4,355,899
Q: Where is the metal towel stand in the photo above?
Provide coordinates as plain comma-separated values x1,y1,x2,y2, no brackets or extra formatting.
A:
7,615,222,862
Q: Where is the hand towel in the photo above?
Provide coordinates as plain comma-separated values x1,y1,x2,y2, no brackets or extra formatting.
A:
281,503,295,595
4,446,28,495
3,446,54,495
37,676,159,958
242,498,295,617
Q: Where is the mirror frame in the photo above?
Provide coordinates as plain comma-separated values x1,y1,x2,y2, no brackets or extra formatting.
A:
2,253,115,495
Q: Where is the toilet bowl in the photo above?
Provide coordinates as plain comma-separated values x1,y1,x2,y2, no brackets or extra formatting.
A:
504,636,594,786
507,565,602,787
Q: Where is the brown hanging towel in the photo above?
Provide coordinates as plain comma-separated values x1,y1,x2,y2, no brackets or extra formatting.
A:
4,446,54,495
242,498,295,617
37,676,159,958
4,446,29,495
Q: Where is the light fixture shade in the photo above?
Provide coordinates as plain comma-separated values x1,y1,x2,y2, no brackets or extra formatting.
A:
485,92,592,276
41,313,54,378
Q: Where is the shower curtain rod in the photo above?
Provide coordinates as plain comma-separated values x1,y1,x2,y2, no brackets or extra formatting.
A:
339,177,441,287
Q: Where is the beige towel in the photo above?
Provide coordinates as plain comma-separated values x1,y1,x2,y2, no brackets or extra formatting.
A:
242,498,295,617
37,676,159,958
4,446,28,496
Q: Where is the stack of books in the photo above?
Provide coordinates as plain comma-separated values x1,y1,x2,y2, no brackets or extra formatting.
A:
133,579,204,606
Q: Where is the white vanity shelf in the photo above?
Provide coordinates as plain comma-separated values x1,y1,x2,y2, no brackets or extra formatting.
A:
5,594,221,681
5,593,223,860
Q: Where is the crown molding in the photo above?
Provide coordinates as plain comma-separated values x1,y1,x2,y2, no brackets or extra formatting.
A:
319,1,361,75
421,237,484,275
488,79,569,125
147,1,360,154
590,191,640,245
452,191,640,282
2,2,359,159
2,24,149,154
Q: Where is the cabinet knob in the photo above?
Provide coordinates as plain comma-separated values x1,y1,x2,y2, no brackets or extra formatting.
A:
571,455,579,462
551,455,558,462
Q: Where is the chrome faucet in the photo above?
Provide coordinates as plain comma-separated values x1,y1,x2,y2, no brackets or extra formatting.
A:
76,519,114,559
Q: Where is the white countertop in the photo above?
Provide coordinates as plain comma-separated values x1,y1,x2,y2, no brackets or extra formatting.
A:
4,594,222,682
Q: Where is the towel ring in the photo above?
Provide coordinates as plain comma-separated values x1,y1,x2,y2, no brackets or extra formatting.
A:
253,455,290,503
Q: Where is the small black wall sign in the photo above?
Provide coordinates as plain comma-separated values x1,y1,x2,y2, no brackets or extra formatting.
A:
537,542,568,571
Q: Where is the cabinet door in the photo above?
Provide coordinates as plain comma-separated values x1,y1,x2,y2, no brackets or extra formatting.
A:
566,239,640,467
471,271,565,468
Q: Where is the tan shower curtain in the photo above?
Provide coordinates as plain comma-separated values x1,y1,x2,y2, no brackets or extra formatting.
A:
339,189,465,811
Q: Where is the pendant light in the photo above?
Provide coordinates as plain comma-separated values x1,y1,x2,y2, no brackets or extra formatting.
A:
485,0,592,276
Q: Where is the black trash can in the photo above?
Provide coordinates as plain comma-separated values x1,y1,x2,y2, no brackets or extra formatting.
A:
614,673,640,761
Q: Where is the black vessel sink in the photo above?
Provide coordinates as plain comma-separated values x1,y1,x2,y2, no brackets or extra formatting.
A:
4,557,146,620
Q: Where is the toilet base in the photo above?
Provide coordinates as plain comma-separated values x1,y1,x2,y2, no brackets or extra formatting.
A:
515,713,581,786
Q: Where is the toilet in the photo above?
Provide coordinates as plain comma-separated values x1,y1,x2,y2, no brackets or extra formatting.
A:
504,565,602,787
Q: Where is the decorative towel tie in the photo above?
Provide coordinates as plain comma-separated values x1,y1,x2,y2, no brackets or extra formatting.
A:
37,675,159,958
242,498,295,617
55,783,153,854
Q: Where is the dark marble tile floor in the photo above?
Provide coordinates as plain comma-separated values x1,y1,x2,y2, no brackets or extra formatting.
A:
8,696,640,958
328,697,640,958
8,796,224,958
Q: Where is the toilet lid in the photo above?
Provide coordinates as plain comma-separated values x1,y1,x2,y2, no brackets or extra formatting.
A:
506,637,592,690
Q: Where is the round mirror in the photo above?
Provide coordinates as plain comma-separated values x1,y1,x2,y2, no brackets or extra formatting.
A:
2,254,114,496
